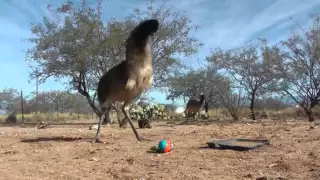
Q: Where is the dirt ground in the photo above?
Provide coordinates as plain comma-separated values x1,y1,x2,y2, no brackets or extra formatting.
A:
0,119,319,180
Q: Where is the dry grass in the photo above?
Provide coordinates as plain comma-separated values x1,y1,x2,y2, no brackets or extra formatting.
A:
0,119,319,179
1,106,320,124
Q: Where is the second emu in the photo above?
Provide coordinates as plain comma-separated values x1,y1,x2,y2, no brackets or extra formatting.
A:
185,93,206,124
94,19,159,143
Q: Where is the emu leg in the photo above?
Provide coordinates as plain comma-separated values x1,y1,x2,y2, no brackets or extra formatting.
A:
185,111,189,125
111,103,123,128
92,107,108,143
195,109,202,125
121,102,147,141
195,111,200,125
102,105,112,125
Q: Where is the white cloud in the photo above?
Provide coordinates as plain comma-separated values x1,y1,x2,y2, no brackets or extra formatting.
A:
173,0,320,50
236,0,318,40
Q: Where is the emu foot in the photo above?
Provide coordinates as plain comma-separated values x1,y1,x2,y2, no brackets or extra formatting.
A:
119,119,128,129
92,137,104,144
119,123,127,129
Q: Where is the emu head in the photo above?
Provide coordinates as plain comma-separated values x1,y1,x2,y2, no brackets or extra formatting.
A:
126,19,159,54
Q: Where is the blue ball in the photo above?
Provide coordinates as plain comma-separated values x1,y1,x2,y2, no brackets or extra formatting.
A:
158,139,167,151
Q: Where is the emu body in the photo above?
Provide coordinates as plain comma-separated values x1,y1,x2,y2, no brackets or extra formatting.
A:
185,93,205,124
94,19,159,143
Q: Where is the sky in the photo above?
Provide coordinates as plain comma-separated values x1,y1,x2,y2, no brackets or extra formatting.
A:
0,0,320,107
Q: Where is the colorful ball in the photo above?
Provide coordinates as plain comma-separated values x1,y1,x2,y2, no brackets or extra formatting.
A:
158,139,173,153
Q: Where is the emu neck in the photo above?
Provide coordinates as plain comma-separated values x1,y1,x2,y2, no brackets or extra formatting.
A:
126,38,152,65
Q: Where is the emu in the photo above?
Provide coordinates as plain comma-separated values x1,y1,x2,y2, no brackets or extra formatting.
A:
185,93,206,124
93,19,159,143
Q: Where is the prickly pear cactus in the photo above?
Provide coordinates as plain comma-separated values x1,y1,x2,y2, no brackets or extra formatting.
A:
130,105,143,120
156,104,166,118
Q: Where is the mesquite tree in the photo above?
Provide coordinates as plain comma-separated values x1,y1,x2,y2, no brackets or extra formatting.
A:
166,67,222,104
207,43,276,120
269,14,320,122
166,66,246,121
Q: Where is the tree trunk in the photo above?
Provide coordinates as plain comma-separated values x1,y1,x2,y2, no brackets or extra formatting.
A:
81,92,101,117
231,113,239,122
306,109,315,122
102,115,111,124
20,90,24,123
249,92,256,120
306,100,317,122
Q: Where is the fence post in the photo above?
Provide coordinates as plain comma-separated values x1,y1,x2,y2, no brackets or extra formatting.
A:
20,89,24,123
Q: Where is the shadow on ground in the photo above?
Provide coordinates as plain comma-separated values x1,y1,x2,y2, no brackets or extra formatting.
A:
20,136,91,143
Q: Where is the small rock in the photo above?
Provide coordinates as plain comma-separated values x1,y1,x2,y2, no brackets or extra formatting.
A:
309,125,318,130
89,157,99,161
276,177,287,180
126,158,135,165
89,125,98,130
244,173,253,178
89,124,111,130
308,152,315,157
2,150,18,155
37,121,48,129
268,163,278,168
256,177,267,180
